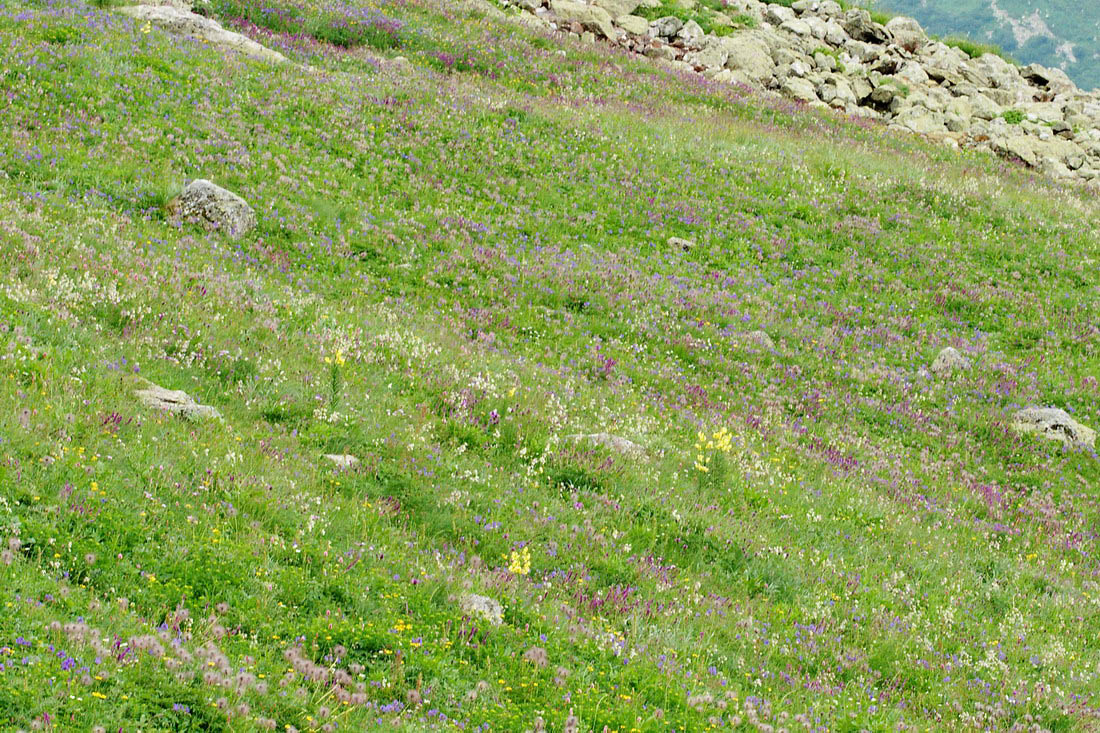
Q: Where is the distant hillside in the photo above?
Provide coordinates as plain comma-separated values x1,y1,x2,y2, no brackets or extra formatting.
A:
874,0,1100,90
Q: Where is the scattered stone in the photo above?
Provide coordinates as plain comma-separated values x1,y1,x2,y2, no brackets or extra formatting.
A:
459,594,504,625
323,454,360,469
929,346,970,377
567,432,644,456
134,379,221,420
1011,407,1096,449
168,179,257,238
743,330,775,350
667,236,695,251
117,5,286,64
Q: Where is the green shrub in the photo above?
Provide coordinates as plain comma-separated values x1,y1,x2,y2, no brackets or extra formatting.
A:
1002,108,1025,125
39,25,82,44
943,35,1016,64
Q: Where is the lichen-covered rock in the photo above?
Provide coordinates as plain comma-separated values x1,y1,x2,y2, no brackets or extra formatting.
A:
169,179,257,238
1011,407,1096,449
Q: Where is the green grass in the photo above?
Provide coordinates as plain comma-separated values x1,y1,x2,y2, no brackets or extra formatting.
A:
0,0,1098,731
942,34,1018,63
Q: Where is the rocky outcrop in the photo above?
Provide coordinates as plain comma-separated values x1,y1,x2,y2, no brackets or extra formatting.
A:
168,179,257,238
117,5,287,64
509,0,1100,186
1011,407,1096,449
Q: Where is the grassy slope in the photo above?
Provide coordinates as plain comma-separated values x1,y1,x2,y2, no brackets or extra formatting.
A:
2,0,1100,730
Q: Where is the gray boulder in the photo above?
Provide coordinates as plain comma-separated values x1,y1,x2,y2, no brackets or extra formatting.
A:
459,594,504,625
169,179,257,238
723,32,777,83
842,8,890,44
615,14,650,35
649,15,683,38
594,0,640,16
324,454,360,469
929,346,970,377
1011,407,1096,449
884,16,925,52
782,76,819,102
686,36,729,69
677,19,706,47
135,379,221,420
765,5,796,25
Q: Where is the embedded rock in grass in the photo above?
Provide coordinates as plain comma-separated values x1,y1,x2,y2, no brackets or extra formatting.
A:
929,346,970,377
116,5,287,64
744,330,775,350
324,454,360,469
667,236,695,251
567,432,644,456
459,594,504,626
169,179,257,239
134,379,221,420
1011,407,1096,449
549,0,616,40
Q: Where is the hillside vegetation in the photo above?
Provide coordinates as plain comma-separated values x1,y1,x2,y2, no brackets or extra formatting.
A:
875,0,1100,91
2,0,1100,730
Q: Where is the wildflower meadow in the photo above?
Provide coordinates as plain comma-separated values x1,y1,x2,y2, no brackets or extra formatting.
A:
1,0,1099,730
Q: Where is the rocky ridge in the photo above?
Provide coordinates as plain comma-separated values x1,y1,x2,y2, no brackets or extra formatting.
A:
506,0,1100,186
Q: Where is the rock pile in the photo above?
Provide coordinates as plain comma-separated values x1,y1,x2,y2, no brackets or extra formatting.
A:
509,0,1100,185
